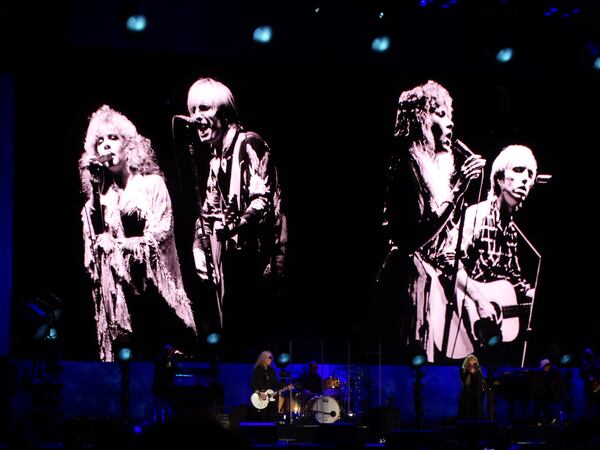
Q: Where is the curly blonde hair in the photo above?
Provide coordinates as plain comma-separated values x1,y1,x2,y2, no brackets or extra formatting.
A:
79,105,161,197
394,80,453,143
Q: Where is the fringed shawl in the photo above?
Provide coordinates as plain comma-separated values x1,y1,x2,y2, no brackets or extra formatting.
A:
82,173,196,361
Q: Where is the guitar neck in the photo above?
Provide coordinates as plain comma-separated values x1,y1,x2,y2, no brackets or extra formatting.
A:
502,303,531,319
278,385,291,394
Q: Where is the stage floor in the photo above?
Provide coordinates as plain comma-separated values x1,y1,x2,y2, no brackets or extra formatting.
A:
3,420,600,449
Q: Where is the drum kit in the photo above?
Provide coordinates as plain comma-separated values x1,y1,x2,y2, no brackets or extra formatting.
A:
278,375,360,424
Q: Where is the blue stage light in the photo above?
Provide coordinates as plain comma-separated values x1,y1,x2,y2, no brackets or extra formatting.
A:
276,353,290,366
126,14,147,33
117,347,132,362
47,328,58,340
560,354,572,365
207,332,221,345
412,354,426,367
253,26,273,44
371,36,390,53
496,47,513,63
488,335,500,347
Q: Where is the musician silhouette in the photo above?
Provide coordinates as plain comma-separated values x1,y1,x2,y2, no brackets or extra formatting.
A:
531,358,562,425
152,344,180,424
297,361,323,399
458,354,486,420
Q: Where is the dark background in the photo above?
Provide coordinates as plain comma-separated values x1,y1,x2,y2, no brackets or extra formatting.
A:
4,0,599,365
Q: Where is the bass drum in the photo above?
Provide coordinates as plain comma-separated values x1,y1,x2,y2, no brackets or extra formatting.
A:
307,395,341,424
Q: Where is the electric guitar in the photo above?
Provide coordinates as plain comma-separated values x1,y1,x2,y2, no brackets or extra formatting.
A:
431,274,530,359
250,384,295,410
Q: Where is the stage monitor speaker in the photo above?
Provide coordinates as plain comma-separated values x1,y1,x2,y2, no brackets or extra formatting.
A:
229,405,249,432
294,424,319,443
63,416,130,448
456,420,503,447
172,385,217,421
509,424,560,445
315,423,369,446
238,421,278,444
386,429,441,449
363,406,401,441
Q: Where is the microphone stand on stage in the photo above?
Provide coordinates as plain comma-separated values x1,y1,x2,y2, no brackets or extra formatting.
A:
288,341,294,424
347,342,352,419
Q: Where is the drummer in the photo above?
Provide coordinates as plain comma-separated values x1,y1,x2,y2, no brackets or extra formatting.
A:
298,360,323,399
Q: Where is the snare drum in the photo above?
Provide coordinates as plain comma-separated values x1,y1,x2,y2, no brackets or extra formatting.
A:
307,395,341,424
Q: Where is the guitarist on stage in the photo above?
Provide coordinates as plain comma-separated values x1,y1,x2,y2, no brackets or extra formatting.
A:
251,351,292,422
437,145,538,355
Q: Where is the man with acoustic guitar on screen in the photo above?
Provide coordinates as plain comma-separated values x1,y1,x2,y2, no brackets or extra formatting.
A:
436,145,538,360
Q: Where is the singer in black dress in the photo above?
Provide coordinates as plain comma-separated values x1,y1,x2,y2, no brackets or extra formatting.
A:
458,354,486,420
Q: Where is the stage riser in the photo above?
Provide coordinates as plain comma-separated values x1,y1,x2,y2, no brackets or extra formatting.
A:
239,422,369,445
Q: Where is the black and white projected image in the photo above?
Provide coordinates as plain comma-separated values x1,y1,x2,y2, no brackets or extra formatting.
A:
376,80,487,363
374,80,549,366
433,144,541,365
79,105,197,361
182,77,288,343
10,51,590,365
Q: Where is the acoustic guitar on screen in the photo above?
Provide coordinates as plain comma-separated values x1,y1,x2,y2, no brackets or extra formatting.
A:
433,278,531,359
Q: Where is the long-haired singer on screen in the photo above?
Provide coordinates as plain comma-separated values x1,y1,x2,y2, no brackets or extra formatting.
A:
79,105,197,361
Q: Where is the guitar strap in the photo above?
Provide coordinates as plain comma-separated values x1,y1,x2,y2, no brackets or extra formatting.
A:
214,128,241,251
216,129,240,202
227,130,243,212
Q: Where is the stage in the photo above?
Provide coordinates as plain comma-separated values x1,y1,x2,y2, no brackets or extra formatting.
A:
4,418,599,449
2,358,599,449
